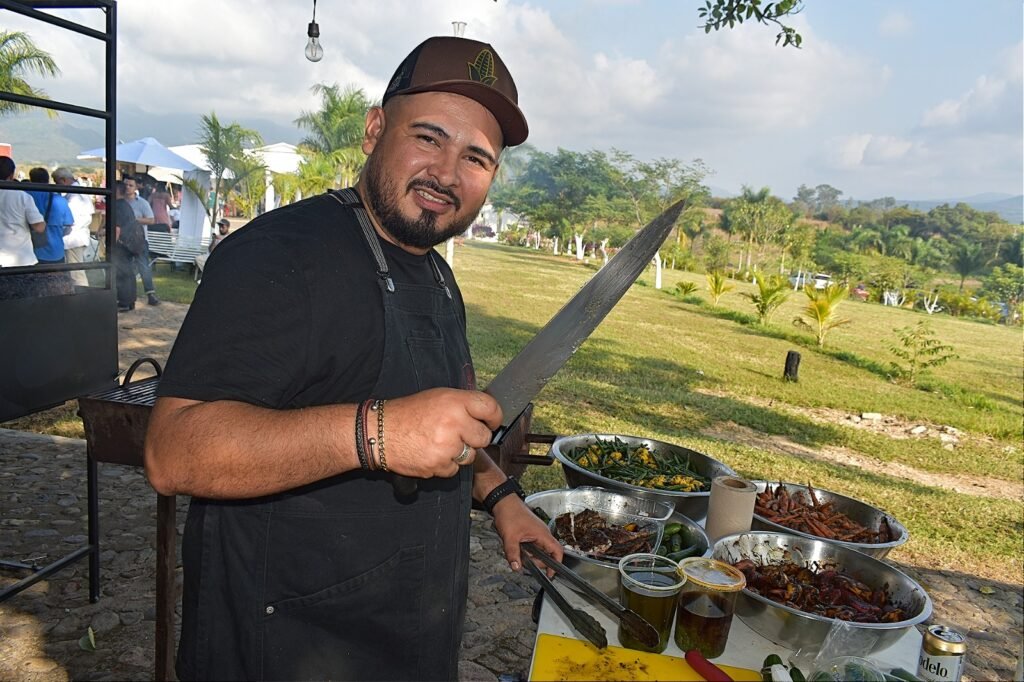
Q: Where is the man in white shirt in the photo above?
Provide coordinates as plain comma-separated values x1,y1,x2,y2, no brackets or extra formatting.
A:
123,177,159,305
0,156,45,268
53,167,95,286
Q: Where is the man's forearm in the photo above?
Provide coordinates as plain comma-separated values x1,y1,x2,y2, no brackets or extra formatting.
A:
145,396,360,499
471,449,508,503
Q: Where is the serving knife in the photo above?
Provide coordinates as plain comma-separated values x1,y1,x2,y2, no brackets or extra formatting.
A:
393,199,687,496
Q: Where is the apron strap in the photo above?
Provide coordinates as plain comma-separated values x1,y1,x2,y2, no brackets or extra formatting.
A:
328,188,452,299
328,188,395,293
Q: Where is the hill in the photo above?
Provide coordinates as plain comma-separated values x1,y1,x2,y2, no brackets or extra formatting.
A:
1,107,301,168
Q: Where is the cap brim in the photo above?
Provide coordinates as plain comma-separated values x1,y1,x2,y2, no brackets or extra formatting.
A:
395,81,528,147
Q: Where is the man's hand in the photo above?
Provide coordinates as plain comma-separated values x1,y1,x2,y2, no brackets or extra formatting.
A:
385,388,501,479
492,496,563,575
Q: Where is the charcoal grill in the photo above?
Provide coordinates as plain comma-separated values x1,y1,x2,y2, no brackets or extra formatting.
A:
76,358,176,682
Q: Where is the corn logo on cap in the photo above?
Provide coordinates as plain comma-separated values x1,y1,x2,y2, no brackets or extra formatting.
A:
383,36,528,147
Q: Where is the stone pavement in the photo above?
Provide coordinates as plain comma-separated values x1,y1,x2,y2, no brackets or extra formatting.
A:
1,301,1021,681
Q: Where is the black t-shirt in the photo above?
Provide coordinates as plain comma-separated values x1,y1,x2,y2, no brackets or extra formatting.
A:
157,191,466,409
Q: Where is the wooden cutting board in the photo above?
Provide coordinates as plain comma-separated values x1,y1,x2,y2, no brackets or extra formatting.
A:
529,634,762,681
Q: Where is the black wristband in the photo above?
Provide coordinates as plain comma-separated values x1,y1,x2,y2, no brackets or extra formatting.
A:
482,477,525,515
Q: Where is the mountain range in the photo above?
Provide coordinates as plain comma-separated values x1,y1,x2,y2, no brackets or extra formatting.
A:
3,110,1021,223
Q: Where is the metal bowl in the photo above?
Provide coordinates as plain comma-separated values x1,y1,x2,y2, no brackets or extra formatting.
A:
550,434,736,521
712,531,932,653
525,487,710,596
751,481,909,559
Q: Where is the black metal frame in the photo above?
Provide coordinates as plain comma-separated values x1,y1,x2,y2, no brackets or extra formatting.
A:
0,0,117,602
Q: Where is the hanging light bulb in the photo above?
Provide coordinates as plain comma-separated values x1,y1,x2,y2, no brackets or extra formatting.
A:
305,0,323,62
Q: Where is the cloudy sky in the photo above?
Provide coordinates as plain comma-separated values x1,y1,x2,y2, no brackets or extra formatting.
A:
4,0,1022,201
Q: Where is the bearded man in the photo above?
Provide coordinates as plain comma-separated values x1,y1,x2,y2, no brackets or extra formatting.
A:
144,36,562,681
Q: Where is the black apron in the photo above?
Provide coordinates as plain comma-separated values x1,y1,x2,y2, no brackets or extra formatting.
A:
177,189,475,681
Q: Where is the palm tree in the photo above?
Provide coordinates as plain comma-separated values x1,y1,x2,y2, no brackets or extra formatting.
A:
950,241,986,291
294,83,373,191
742,274,790,324
196,112,264,222
0,30,59,117
794,283,850,346
294,83,372,153
706,270,734,305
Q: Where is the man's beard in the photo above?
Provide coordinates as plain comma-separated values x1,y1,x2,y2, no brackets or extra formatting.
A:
362,154,479,250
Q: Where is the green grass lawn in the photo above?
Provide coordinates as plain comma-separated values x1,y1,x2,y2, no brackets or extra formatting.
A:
455,242,1023,583
10,239,1022,583
147,264,201,304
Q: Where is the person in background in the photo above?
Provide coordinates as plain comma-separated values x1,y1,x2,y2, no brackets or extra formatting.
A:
0,155,45,270
26,167,72,265
0,157,73,300
111,180,143,312
123,177,159,305
193,217,230,280
148,182,174,233
145,35,560,681
53,167,95,286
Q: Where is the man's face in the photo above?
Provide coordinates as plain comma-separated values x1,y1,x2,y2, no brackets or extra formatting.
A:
218,223,230,235
360,91,502,252
55,175,72,187
124,179,138,198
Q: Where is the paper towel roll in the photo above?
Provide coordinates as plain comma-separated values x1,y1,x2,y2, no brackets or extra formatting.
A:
704,476,757,543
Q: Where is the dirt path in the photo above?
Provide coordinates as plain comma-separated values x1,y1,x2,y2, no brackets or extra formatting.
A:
694,389,1024,502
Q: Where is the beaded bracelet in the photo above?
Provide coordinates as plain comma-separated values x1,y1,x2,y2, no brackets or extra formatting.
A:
371,398,389,472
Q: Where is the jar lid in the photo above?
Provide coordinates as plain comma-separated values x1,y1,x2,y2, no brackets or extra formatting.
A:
677,557,746,592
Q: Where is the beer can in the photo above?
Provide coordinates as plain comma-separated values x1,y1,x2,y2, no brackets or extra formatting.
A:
918,624,967,682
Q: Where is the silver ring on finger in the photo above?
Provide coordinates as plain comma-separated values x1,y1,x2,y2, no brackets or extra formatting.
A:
453,443,472,464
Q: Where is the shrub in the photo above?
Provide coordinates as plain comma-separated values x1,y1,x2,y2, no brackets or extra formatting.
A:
793,283,850,346
888,321,957,386
742,275,790,325
706,271,733,305
675,281,698,297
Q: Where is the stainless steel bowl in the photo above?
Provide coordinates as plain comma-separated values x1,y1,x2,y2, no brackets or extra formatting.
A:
525,487,710,596
550,434,736,521
751,481,909,559
712,531,932,653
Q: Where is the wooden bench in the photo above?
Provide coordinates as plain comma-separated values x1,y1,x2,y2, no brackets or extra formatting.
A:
146,232,210,279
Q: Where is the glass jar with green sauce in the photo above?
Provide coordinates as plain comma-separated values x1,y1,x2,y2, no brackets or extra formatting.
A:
674,557,746,658
617,553,685,653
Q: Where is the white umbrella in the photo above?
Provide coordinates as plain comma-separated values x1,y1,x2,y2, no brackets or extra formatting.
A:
78,137,198,171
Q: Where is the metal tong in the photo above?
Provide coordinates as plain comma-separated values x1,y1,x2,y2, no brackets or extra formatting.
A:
520,541,660,650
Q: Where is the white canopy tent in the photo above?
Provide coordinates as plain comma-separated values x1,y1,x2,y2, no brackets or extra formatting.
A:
149,142,302,217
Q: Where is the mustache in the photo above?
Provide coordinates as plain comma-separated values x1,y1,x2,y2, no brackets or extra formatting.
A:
408,180,460,210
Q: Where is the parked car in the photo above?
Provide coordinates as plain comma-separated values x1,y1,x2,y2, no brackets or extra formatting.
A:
789,272,832,290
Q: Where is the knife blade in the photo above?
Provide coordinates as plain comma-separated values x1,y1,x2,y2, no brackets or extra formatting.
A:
486,199,686,441
392,199,686,496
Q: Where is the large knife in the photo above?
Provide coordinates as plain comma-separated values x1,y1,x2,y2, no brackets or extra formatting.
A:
393,199,686,496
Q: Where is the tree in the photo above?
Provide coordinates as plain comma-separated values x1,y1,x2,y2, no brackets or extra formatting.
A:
698,0,805,47
294,83,372,154
0,30,59,118
743,274,790,324
982,264,1024,312
293,83,373,191
793,283,850,346
196,112,264,223
950,241,986,292
609,149,709,286
889,322,957,386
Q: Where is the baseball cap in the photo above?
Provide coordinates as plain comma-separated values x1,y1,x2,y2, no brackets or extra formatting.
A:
216,218,230,227
382,36,528,147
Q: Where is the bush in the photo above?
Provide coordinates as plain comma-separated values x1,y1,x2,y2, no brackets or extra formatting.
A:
742,275,790,325
675,281,698,297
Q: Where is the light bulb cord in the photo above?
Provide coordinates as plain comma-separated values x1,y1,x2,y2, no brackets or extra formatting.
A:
311,0,317,22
